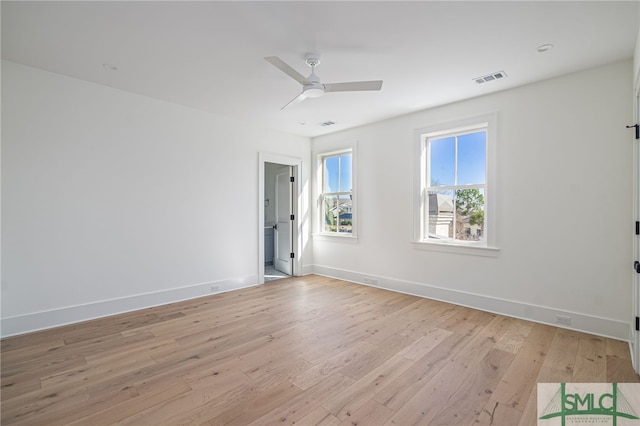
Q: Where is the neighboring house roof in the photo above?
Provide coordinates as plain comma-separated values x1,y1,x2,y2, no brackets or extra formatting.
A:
329,202,352,214
428,193,454,214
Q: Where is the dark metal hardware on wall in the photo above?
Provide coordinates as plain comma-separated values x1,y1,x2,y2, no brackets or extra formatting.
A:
626,123,639,140
635,261,640,274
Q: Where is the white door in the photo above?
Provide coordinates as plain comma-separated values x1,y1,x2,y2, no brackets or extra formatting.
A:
274,168,292,275
633,91,640,373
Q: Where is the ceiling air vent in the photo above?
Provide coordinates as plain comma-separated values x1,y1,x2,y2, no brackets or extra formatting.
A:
474,71,507,84
319,121,336,127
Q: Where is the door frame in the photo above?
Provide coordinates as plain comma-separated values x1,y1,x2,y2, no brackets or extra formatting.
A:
274,166,293,275
258,152,302,284
633,75,640,373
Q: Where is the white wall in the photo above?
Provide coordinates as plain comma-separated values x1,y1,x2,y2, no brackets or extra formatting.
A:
2,59,634,340
311,60,634,340
1,60,311,336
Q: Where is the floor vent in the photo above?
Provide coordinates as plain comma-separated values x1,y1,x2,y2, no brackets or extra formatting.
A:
474,71,507,84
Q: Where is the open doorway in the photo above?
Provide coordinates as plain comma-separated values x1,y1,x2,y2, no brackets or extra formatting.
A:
258,153,302,285
265,163,292,281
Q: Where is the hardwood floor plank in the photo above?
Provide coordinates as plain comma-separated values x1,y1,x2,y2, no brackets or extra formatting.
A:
494,319,533,354
68,379,191,425
396,327,453,361
429,348,514,424
490,323,556,413
41,352,157,390
609,361,638,382
517,384,540,426
339,334,413,381
475,398,523,425
1,381,91,425
384,315,514,425
247,373,355,425
336,399,396,426
572,334,607,382
291,341,376,390
536,328,580,382
373,315,509,412
296,406,341,426
206,380,301,425
7,382,139,426
324,354,412,420
1,275,637,425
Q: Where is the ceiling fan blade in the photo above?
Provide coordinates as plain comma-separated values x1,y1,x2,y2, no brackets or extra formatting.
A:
324,81,383,92
281,92,307,110
265,56,310,85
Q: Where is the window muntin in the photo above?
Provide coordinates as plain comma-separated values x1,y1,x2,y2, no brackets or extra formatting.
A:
321,151,353,234
422,127,487,244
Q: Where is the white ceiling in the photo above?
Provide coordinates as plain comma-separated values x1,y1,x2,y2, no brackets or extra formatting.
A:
2,1,638,138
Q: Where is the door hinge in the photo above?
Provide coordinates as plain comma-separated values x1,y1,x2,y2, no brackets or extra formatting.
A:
290,252,295,259
636,316,639,331
626,124,640,140
636,221,639,235
290,176,295,183
290,214,295,221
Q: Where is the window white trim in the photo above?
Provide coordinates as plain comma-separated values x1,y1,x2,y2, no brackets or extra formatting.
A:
314,142,357,238
413,113,498,252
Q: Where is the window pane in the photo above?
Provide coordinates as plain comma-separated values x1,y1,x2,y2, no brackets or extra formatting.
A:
324,156,339,193
336,194,353,233
323,195,338,233
454,188,485,242
457,131,486,185
429,137,455,187
339,153,352,192
426,190,454,239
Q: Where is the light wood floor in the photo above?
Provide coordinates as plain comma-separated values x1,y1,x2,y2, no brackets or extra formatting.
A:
2,275,638,425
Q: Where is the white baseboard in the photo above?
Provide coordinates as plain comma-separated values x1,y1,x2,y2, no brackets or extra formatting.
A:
299,264,315,276
0,275,259,338
311,264,631,342
3,268,630,343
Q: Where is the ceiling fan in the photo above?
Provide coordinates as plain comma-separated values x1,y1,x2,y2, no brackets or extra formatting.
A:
265,53,383,110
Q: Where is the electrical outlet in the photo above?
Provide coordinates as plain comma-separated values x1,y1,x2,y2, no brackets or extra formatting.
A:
210,285,221,293
555,315,572,326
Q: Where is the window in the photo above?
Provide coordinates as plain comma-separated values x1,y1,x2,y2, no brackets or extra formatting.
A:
320,150,354,235
415,114,496,251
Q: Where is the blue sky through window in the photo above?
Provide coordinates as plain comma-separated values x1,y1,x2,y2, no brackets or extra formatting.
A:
325,153,352,193
429,131,486,186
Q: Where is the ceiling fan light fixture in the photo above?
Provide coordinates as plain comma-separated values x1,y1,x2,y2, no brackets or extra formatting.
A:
304,85,325,98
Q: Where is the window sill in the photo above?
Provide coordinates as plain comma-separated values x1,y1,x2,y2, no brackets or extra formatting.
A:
412,241,499,257
312,233,359,243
